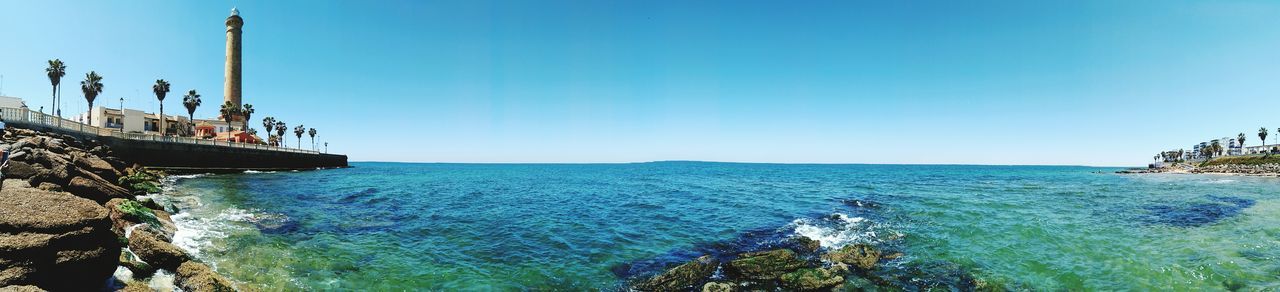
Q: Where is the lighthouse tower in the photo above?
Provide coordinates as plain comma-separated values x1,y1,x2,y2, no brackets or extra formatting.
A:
224,7,244,120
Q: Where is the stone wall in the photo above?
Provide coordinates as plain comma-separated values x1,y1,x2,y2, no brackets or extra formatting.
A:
6,122,347,170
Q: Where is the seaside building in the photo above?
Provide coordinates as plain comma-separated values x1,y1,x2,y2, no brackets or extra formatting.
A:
0,96,25,109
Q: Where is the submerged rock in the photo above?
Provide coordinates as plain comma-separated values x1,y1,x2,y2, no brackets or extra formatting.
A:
727,249,807,280
822,244,881,270
175,261,236,292
0,187,121,290
791,236,821,253
119,250,156,279
1143,196,1256,227
636,255,718,291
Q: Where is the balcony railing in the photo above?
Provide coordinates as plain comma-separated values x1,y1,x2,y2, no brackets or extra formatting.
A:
0,107,322,155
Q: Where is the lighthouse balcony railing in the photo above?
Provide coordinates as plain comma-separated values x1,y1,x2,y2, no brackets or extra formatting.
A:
0,107,322,155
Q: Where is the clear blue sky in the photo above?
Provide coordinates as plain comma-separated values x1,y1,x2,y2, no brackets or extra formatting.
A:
2,1,1279,166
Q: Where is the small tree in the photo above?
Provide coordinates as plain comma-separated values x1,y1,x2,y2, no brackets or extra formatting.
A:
183,90,201,136
275,121,287,147
219,101,241,145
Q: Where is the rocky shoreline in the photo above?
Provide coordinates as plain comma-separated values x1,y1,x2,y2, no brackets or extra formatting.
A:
0,128,238,291
1117,162,1280,176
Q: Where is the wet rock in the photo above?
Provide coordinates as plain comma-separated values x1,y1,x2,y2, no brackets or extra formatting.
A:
106,199,176,240
791,236,821,253
728,249,807,280
175,261,236,292
701,282,735,292
114,281,151,292
780,267,845,290
842,199,880,209
118,251,155,278
823,244,881,271
636,255,718,291
127,228,189,271
0,187,121,291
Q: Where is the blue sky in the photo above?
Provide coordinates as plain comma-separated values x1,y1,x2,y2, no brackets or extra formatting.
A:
2,1,1280,166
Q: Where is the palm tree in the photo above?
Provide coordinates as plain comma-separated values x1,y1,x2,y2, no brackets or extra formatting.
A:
262,117,276,144
241,104,254,134
45,59,66,119
275,121,287,147
308,128,317,150
183,90,201,136
293,125,305,149
80,71,104,125
219,101,240,145
1259,128,1268,149
152,79,171,135
1237,133,1246,154
1211,140,1223,158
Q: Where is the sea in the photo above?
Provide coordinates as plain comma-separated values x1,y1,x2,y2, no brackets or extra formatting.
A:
152,162,1280,290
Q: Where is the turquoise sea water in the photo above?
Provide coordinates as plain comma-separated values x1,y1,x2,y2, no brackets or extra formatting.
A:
160,162,1280,290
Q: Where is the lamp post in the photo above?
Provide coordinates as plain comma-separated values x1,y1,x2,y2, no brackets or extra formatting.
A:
118,97,124,132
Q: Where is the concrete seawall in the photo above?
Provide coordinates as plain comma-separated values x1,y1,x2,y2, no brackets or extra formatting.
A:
7,122,347,170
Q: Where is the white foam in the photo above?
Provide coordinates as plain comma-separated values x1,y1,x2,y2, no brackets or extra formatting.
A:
168,173,211,180
147,269,177,291
243,170,276,174
171,207,255,257
1204,179,1237,184
791,213,887,249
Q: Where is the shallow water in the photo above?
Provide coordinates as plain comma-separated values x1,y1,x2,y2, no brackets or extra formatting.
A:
158,162,1280,290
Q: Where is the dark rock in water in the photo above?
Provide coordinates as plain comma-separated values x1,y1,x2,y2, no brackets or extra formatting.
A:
791,236,821,254
1144,196,1255,227
0,187,121,291
634,255,718,291
176,261,236,292
842,199,881,209
780,267,846,290
119,251,156,278
727,249,807,280
865,260,980,291
823,244,881,270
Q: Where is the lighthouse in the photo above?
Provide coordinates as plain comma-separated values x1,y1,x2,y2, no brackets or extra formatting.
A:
224,7,244,119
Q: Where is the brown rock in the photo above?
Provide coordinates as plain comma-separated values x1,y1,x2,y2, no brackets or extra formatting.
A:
114,281,151,292
636,255,718,291
702,282,735,292
72,152,122,183
822,244,881,271
176,261,236,292
64,174,130,204
0,285,46,292
728,249,807,280
0,187,121,290
1,161,39,180
780,267,845,290
127,228,189,271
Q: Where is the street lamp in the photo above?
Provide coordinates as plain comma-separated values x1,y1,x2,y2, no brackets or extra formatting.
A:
118,97,124,132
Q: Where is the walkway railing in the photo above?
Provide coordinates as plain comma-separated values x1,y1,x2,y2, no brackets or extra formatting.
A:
0,107,321,154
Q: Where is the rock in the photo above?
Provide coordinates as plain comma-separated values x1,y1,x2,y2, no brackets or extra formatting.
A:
636,255,718,291
72,152,122,183
119,251,155,278
139,198,163,210
0,187,121,291
0,285,46,292
33,183,60,192
823,244,881,271
702,282,735,292
175,261,236,292
728,249,807,280
792,236,822,253
64,174,131,204
127,228,189,271
1,161,38,180
114,281,151,292
780,267,845,290
107,199,177,241
0,179,31,191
